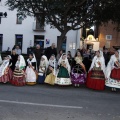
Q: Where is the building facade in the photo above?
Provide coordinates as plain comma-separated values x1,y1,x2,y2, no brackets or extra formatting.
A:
0,0,80,56
98,21,120,50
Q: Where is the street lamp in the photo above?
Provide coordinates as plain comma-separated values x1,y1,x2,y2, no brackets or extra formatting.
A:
0,12,7,24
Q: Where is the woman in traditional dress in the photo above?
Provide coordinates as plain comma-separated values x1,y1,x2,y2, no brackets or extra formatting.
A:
105,50,120,91
86,50,106,90
0,55,12,83
71,51,86,87
44,54,57,85
38,55,48,84
26,53,37,85
10,50,18,71
10,55,26,86
55,53,72,86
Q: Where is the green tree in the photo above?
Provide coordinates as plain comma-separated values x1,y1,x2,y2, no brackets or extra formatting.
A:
6,0,120,51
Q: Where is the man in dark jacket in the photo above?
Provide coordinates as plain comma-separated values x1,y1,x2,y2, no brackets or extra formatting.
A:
103,48,110,66
34,44,42,70
45,43,57,59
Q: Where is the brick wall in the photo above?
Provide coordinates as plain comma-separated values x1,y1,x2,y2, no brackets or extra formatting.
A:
98,21,120,51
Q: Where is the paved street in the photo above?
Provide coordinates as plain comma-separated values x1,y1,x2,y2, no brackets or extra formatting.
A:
0,84,120,120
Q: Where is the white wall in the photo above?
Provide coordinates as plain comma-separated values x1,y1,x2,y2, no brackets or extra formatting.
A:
0,1,80,55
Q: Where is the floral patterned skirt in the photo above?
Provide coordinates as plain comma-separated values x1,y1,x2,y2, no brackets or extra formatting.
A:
0,67,13,83
71,65,86,85
106,68,120,88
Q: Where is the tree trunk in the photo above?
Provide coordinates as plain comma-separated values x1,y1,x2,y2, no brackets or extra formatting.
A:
57,30,68,53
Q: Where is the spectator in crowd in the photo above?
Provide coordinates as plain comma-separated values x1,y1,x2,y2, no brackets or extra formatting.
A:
10,50,18,71
103,48,110,66
14,45,22,55
12,45,16,50
67,51,72,58
45,43,57,59
34,44,42,70
83,49,92,72
80,47,86,57
67,51,73,68
57,50,63,61
76,49,80,53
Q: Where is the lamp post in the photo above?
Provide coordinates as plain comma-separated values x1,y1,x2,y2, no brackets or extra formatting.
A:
0,12,7,24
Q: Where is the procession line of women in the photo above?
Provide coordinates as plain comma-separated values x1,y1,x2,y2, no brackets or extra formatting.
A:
0,49,120,92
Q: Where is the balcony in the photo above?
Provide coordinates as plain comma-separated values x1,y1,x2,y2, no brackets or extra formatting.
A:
33,22,45,31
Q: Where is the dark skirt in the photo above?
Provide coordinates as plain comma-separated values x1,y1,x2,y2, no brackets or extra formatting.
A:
57,66,69,78
10,69,25,86
86,68,105,90
83,57,92,72
38,75,45,84
71,64,86,85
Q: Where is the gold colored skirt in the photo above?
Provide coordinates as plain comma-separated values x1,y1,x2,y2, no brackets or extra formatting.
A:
44,73,56,85
26,82,36,85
